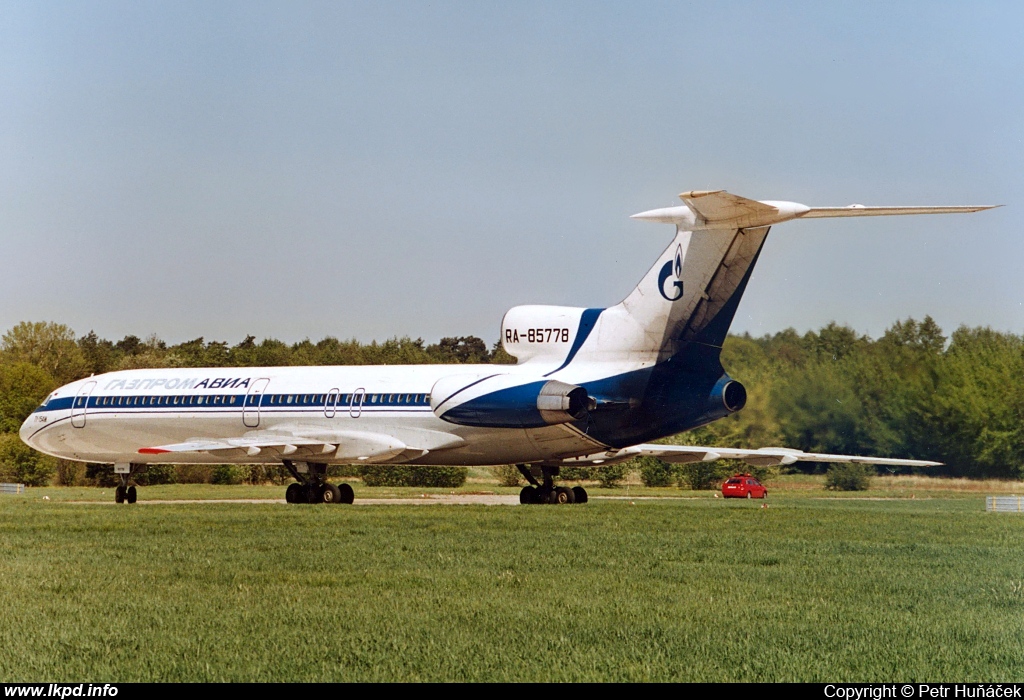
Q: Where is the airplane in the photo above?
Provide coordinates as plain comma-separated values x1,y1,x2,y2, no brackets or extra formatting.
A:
19,189,997,505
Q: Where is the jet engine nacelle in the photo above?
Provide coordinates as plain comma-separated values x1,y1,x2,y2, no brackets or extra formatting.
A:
716,379,747,413
692,377,747,426
430,373,596,429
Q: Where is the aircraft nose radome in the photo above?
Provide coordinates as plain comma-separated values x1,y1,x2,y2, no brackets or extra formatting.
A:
19,413,35,447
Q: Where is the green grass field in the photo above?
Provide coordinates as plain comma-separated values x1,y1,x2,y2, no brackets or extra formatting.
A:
1,480,1023,681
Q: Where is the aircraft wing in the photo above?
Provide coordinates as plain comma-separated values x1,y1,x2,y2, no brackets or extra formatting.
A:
138,430,417,462
633,444,941,467
558,444,941,468
139,437,335,458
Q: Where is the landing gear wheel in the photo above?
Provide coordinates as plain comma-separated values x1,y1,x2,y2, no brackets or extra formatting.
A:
307,483,323,504
338,483,355,504
519,486,538,504
762,491,768,499
746,491,753,499
554,486,575,505
285,483,303,504
126,486,137,504
322,483,342,504
572,486,588,504
115,485,126,504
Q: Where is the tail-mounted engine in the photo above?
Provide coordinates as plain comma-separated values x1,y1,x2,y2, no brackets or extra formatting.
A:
537,380,595,424
684,376,747,428
431,374,597,429
721,380,747,412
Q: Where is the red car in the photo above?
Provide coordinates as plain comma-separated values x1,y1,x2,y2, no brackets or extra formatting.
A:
722,474,767,499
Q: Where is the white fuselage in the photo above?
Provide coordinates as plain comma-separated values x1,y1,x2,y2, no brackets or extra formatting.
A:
21,364,611,466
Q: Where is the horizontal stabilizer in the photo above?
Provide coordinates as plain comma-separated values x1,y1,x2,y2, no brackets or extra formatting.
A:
631,189,998,230
801,205,999,218
678,190,781,223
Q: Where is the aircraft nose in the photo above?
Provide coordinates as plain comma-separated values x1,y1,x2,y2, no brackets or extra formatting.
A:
19,412,36,448
19,393,50,449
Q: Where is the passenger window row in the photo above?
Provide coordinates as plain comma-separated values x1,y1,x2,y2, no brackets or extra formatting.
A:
90,394,240,407
80,392,431,408
263,393,430,407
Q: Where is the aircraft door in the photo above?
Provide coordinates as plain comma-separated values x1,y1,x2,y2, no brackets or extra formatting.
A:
243,378,270,428
71,381,97,429
325,388,340,418
350,388,365,418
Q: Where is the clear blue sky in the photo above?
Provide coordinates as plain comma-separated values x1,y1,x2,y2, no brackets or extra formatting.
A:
1,1,1020,345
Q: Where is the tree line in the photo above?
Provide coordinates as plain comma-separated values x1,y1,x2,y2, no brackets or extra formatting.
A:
0,317,1020,485
678,317,1023,480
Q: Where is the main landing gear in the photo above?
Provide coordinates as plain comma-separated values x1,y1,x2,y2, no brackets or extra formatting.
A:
517,464,588,505
113,463,143,504
283,461,355,504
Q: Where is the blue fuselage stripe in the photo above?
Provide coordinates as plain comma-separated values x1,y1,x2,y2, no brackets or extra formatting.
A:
36,393,433,413
545,307,604,376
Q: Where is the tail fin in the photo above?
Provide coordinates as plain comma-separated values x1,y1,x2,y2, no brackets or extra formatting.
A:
603,190,997,363
618,223,768,358
523,190,996,373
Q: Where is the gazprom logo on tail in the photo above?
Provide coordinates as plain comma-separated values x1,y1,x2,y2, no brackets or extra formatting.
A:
657,244,684,301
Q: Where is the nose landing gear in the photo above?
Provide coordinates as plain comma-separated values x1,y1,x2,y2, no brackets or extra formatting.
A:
516,464,588,505
114,483,137,504
113,463,143,504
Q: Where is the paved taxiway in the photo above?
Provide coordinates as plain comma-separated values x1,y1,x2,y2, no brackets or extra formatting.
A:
55,494,695,506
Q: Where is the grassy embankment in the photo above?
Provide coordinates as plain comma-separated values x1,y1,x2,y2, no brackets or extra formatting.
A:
1,478,1023,681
